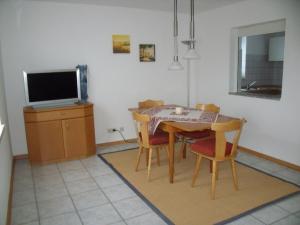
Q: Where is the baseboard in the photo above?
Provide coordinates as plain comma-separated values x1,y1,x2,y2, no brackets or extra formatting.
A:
6,158,15,225
239,146,300,172
96,138,137,148
13,154,28,160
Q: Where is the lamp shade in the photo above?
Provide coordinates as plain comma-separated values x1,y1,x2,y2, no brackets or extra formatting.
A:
183,47,200,59
168,60,184,70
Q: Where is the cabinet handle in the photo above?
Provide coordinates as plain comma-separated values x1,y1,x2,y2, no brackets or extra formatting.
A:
61,112,66,116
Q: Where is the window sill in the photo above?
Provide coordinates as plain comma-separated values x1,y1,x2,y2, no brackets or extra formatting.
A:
229,92,281,101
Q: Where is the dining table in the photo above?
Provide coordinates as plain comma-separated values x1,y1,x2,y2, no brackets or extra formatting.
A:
129,105,235,183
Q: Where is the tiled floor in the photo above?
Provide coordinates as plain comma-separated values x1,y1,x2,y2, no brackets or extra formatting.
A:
12,150,300,225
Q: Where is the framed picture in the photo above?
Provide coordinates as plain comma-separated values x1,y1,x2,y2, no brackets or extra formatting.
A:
139,44,155,62
112,34,130,53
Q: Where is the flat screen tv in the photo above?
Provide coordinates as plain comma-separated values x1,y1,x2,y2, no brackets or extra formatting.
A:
23,69,81,107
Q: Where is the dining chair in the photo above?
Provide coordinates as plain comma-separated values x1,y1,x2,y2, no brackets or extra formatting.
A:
190,118,246,199
178,103,220,160
132,111,169,181
138,99,164,109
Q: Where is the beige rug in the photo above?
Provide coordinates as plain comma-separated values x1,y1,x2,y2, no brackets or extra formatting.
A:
102,149,299,225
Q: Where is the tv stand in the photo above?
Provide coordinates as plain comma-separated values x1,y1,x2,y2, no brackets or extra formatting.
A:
23,102,96,164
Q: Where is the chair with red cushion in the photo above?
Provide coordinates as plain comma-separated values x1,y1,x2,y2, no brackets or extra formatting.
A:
132,111,169,181
178,103,220,161
190,118,246,199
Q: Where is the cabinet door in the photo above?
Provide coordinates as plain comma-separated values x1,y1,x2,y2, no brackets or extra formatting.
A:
62,116,96,158
25,120,65,163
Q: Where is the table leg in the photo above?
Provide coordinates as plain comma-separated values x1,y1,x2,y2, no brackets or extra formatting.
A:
168,130,175,183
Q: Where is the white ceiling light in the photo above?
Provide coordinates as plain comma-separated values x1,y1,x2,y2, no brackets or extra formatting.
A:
183,0,200,59
168,0,183,71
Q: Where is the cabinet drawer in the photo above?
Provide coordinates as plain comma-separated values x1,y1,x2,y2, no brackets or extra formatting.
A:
24,107,93,122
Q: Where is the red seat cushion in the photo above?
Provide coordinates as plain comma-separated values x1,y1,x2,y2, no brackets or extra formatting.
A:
191,138,232,157
149,132,169,145
139,130,169,145
179,129,211,139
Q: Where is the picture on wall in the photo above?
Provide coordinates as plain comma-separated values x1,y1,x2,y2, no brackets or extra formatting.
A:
139,44,155,62
112,34,130,53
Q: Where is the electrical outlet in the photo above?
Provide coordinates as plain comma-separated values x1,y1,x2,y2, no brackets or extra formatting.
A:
107,128,115,133
120,127,124,132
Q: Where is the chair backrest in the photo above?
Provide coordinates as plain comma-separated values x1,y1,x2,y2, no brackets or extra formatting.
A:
138,99,164,109
211,119,246,160
196,103,220,113
132,112,151,148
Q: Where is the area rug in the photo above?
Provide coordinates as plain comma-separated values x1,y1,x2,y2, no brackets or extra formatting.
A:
102,149,299,225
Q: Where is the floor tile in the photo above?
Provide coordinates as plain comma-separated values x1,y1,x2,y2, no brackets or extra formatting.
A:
81,156,106,168
13,189,35,207
22,221,39,225
58,160,84,172
40,212,82,225
78,203,122,225
13,177,34,193
36,183,69,202
61,168,90,182
14,168,32,180
14,159,31,170
251,205,290,224
94,174,123,188
66,178,99,195
34,173,64,188
86,166,114,177
225,215,265,225
72,189,108,210
275,169,300,184
294,211,300,218
12,203,38,225
113,197,151,219
277,194,300,213
102,184,136,202
272,215,300,225
252,160,285,173
125,212,167,225
32,164,60,177
109,222,127,225
37,196,75,219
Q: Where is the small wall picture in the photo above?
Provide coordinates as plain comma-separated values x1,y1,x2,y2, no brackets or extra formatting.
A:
112,34,130,53
139,44,155,62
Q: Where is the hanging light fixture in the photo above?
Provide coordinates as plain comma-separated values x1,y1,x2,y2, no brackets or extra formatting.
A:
183,0,200,59
168,0,184,70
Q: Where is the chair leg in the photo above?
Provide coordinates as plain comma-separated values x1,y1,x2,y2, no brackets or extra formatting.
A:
230,159,238,190
147,148,153,181
156,148,160,166
191,155,202,187
135,146,143,171
165,146,169,159
211,160,217,199
178,139,186,161
145,149,149,166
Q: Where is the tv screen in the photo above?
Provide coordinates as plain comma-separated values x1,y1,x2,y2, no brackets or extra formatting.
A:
23,69,81,107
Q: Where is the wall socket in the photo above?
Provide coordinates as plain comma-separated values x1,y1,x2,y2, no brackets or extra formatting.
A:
107,127,124,133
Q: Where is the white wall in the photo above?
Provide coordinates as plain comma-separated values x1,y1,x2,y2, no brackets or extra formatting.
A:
195,0,300,165
0,0,190,155
0,28,13,225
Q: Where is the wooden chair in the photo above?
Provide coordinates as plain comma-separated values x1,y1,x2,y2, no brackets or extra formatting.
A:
190,119,245,199
178,103,220,160
132,111,169,181
138,99,164,109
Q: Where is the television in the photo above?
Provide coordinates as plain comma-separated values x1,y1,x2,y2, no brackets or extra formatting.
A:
23,69,81,107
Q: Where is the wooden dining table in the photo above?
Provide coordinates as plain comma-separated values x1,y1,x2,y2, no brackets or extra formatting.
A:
129,106,235,183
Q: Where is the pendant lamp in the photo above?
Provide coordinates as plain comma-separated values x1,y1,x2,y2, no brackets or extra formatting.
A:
169,0,183,70
183,0,200,59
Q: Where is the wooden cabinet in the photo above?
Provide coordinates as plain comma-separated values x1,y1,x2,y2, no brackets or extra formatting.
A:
24,103,96,164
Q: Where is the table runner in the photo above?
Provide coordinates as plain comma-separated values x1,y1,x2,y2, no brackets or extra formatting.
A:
141,105,232,134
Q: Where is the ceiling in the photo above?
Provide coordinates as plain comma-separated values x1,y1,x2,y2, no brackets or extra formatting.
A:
30,0,247,13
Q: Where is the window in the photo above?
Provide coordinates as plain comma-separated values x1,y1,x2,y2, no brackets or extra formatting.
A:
230,19,285,99
0,118,4,140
